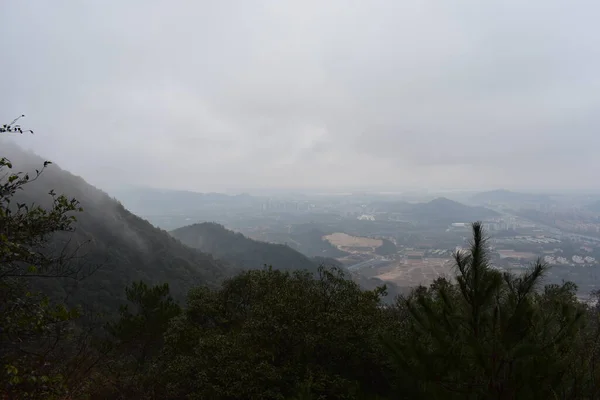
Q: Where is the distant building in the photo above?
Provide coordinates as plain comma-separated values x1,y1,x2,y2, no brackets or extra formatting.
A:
544,255,557,265
572,255,585,264
357,214,375,221
405,251,425,260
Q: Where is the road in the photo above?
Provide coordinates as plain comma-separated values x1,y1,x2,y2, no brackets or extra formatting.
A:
347,258,391,272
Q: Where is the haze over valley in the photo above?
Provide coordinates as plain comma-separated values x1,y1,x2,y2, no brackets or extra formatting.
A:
109,184,600,300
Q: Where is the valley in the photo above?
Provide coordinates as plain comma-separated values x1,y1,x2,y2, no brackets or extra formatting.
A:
113,186,600,300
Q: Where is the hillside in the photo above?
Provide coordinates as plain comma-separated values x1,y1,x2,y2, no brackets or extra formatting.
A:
4,141,230,310
171,222,322,273
411,197,499,222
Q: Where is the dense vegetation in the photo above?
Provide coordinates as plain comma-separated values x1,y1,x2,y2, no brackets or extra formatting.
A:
4,121,600,399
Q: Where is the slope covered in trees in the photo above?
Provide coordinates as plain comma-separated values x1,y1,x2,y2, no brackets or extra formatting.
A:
2,140,230,310
171,222,323,274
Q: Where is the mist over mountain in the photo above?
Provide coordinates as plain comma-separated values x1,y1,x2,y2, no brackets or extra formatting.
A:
3,140,230,309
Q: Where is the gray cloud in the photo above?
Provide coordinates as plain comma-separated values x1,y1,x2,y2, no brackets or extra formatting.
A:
1,0,599,193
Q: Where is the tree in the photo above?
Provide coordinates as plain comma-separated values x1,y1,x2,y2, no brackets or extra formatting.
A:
155,266,394,399
0,117,85,398
383,222,586,399
1,117,83,280
98,281,181,398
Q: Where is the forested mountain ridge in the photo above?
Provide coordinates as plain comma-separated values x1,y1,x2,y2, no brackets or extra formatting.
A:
171,222,323,273
3,140,231,310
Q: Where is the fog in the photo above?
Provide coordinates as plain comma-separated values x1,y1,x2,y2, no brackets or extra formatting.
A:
0,139,151,255
2,1,599,193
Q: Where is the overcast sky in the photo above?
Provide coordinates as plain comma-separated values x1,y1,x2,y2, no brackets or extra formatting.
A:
2,1,599,193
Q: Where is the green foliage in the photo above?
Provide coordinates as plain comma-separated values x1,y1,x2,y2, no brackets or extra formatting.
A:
382,222,588,399
108,282,181,348
97,281,181,398
0,117,85,398
0,145,82,279
0,284,81,399
147,266,392,399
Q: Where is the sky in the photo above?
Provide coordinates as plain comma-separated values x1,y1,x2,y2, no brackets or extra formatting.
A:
1,1,600,193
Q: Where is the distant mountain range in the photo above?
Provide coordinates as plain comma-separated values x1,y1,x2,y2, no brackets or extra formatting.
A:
371,197,499,223
470,189,553,205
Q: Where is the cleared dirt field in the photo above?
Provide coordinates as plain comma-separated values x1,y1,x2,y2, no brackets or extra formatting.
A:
497,250,538,259
323,233,382,253
375,258,454,287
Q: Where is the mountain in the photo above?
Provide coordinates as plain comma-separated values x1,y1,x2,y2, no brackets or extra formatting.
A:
171,222,322,273
411,197,499,222
471,189,553,206
4,141,230,310
371,197,498,223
